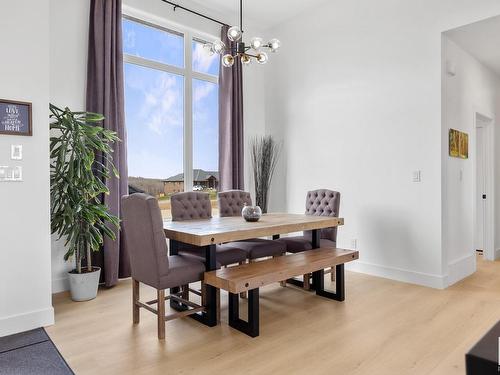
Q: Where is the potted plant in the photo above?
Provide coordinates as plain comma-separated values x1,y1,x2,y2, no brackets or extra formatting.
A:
49,104,120,301
250,135,281,213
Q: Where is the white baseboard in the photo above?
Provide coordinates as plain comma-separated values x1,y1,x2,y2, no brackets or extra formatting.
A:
445,254,476,287
52,276,69,294
346,260,447,289
495,249,500,260
0,307,54,337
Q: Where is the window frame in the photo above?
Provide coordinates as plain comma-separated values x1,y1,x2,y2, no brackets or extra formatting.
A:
122,10,219,192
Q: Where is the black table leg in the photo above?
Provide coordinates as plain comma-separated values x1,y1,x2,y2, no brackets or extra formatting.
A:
169,240,184,310
169,239,180,255
228,288,259,337
169,241,218,327
286,229,320,288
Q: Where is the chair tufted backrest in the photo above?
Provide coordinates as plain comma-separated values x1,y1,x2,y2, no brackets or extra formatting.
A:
218,190,253,217
304,189,341,242
171,192,212,221
121,193,169,288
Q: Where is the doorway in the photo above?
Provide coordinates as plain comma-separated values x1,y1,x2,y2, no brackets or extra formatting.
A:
474,112,495,260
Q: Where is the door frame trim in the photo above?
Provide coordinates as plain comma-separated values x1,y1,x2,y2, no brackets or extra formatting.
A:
473,111,495,261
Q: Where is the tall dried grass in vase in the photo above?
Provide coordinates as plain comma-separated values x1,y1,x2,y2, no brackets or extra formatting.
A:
250,136,281,214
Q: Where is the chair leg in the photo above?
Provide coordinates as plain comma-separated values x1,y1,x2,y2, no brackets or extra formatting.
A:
157,289,165,340
182,284,189,300
303,273,311,290
132,279,140,324
330,267,336,282
274,255,287,287
239,261,248,298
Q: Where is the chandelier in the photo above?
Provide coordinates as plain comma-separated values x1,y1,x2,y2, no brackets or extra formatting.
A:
203,0,281,67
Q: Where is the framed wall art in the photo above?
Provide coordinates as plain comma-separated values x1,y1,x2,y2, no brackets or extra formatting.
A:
449,129,468,159
0,99,32,136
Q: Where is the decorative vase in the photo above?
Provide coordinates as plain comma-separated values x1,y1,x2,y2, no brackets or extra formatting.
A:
242,204,262,222
68,267,101,302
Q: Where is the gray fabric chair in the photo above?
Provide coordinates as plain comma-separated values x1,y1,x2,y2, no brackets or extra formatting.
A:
217,190,286,260
277,189,340,285
277,189,340,253
171,192,247,266
121,193,205,340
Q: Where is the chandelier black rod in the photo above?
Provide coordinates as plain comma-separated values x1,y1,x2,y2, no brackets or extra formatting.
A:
160,0,229,27
240,0,243,32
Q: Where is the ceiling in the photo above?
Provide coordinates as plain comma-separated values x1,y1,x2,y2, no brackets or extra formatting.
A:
445,15,500,77
184,0,329,30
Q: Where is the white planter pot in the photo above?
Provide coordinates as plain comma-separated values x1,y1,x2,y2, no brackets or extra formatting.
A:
68,267,101,302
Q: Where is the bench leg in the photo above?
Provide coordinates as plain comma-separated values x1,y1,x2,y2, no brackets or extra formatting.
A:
228,288,259,338
312,264,345,301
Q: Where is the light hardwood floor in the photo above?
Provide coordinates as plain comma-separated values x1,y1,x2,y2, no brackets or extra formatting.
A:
47,256,500,375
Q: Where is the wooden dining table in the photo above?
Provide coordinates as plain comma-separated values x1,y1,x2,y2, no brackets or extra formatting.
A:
163,213,344,328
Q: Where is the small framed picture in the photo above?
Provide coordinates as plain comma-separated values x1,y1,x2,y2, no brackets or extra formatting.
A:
0,99,32,136
11,145,22,160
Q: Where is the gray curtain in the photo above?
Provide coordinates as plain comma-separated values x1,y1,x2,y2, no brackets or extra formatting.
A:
86,0,130,287
219,25,244,191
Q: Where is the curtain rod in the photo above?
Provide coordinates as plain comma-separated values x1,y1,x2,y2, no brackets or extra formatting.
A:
160,0,229,27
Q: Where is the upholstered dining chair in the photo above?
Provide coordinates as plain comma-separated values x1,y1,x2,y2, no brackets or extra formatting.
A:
277,189,341,284
170,192,248,267
121,193,206,340
170,191,248,317
217,190,286,260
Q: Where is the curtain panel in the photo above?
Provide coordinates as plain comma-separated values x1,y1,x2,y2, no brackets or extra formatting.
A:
218,25,245,191
86,0,130,286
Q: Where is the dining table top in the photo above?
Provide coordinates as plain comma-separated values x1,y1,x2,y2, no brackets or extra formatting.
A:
163,213,344,247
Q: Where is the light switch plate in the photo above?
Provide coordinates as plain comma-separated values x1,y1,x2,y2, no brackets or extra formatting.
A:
12,166,22,181
0,166,7,181
11,145,22,160
0,166,22,182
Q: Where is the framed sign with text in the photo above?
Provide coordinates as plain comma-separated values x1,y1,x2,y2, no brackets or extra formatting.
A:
0,99,32,136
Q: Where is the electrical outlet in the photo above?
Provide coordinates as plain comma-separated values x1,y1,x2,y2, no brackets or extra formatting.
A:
351,239,357,249
412,170,421,183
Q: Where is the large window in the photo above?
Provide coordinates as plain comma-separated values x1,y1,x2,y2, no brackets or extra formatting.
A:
123,15,219,218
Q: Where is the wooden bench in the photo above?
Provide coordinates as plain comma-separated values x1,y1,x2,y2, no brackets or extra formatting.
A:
204,248,359,337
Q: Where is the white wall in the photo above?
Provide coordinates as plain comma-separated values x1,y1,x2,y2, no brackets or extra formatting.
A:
0,0,53,336
441,36,500,285
497,94,500,255
50,0,91,293
49,0,267,292
264,0,500,288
